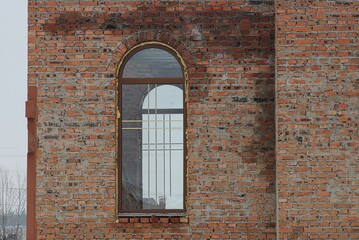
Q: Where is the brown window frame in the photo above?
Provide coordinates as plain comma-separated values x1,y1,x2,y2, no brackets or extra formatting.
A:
117,43,187,216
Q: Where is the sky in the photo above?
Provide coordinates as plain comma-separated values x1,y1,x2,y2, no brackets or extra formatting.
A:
0,1,27,178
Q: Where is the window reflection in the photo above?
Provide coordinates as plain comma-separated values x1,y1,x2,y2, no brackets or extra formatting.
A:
122,48,182,78
121,84,184,210
142,85,183,210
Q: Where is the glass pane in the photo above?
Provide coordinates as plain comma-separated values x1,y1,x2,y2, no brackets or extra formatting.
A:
122,48,183,78
122,84,184,211
122,84,154,210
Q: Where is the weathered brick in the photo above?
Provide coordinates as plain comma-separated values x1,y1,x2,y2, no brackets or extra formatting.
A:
28,0,358,239
31,6,276,238
276,0,359,238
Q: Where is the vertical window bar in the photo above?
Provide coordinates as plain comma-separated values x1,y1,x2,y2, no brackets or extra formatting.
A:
147,84,150,209
155,84,158,208
163,113,166,208
169,114,172,197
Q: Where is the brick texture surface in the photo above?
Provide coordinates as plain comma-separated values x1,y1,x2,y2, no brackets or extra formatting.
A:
29,0,276,239
276,0,359,239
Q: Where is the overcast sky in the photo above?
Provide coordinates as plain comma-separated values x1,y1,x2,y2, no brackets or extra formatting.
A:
0,1,27,177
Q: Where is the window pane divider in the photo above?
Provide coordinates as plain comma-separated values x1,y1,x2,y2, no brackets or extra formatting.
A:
122,127,182,130
155,84,158,209
122,119,182,122
147,84,150,210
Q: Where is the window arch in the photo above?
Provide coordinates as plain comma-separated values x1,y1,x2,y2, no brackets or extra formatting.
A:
118,44,186,214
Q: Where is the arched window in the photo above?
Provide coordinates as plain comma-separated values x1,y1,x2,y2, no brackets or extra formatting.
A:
118,45,186,214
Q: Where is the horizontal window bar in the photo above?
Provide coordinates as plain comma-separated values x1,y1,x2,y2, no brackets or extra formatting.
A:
122,119,182,123
144,142,183,145
142,149,183,151
141,109,183,114
122,127,182,130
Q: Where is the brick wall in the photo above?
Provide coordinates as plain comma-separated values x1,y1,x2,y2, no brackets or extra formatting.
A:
29,0,276,239
276,0,359,238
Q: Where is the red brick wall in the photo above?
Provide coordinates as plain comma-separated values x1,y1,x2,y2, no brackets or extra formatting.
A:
29,0,276,239
276,0,359,238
